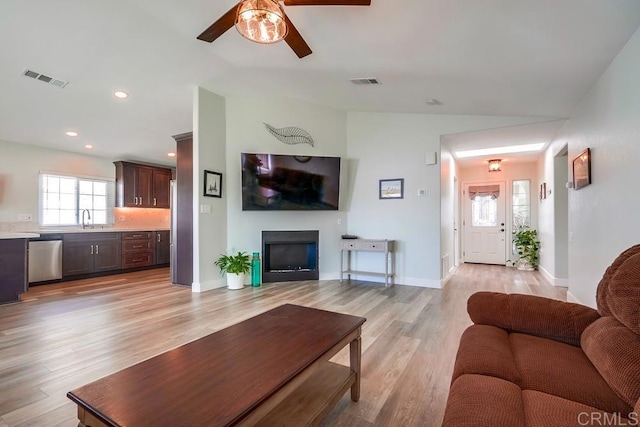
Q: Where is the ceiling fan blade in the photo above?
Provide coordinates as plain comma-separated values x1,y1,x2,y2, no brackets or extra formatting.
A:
284,0,371,5
197,3,241,43
284,15,313,58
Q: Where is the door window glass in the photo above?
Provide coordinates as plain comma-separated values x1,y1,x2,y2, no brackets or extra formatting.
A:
471,195,498,227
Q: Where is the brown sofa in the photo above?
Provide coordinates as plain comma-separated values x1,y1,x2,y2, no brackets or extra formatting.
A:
443,245,640,427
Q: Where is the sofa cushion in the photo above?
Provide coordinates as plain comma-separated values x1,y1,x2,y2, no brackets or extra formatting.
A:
443,374,525,427
510,333,631,415
522,390,636,427
467,292,600,346
596,244,640,317
581,316,640,410
451,325,520,385
604,252,640,334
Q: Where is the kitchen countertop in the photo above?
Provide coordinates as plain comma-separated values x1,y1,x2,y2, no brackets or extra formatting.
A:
27,228,169,234
0,233,40,239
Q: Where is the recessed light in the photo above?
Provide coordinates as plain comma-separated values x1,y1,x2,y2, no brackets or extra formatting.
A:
114,91,129,99
455,143,546,159
66,131,79,137
84,144,93,149
167,152,176,157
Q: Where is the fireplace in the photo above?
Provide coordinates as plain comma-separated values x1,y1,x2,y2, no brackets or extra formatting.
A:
262,230,319,283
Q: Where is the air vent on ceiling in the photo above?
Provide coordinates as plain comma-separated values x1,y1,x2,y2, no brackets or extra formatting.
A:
21,69,69,88
349,77,381,85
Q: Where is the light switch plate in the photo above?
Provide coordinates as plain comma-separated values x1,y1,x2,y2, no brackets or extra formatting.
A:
18,213,33,221
200,204,212,214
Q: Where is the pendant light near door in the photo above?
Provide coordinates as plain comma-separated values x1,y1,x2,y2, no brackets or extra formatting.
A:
488,159,502,172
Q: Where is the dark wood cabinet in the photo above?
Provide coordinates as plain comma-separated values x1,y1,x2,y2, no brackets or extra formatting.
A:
155,231,170,265
62,233,122,277
0,239,28,304
152,169,172,208
115,161,173,208
121,231,155,269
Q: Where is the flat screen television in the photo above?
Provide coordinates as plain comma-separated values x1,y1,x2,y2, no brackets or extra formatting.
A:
241,153,341,211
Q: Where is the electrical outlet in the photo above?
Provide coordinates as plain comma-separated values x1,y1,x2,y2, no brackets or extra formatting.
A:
418,189,427,196
337,218,342,225
18,213,33,222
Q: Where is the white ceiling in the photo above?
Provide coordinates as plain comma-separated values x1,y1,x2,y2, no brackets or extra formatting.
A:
1,1,639,166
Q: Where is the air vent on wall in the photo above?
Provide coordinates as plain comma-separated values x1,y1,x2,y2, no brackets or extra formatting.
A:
21,69,69,88
349,77,381,85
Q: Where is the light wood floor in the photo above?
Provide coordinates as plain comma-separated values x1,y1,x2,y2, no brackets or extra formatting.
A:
0,264,566,427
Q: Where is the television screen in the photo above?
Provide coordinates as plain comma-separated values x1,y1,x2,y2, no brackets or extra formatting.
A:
241,153,341,211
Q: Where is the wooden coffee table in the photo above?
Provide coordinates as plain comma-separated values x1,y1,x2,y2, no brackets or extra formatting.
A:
67,304,366,426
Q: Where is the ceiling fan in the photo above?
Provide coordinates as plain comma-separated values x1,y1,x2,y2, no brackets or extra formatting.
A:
197,0,371,58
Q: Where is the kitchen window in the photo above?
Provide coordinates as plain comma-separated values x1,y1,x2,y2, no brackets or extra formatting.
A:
40,173,115,226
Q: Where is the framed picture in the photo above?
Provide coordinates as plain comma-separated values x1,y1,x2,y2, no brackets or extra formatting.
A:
573,148,591,190
203,170,222,198
379,178,404,199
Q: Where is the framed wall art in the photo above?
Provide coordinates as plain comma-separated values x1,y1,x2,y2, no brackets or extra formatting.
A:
573,148,591,190
379,178,404,199
204,170,222,198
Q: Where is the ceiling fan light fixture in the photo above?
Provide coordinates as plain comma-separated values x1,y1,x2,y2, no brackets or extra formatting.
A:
236,0,288,44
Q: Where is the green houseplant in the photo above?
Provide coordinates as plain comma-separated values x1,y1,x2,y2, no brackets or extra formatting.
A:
512,227,541,270
214,251,251,290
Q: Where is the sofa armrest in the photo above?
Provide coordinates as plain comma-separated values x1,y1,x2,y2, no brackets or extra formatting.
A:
467,292,600,346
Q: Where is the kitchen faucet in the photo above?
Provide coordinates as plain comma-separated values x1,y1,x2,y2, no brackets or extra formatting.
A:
81,209,91,229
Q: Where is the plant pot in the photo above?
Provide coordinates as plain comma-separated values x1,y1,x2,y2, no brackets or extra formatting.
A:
226,273,245,290
516,259,535,271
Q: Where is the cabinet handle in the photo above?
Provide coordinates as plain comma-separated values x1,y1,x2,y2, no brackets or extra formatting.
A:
90,245,94,255
135,196,138,205
133,258,143,262
157,233,161,242
133,245,143,249
140,197,143,205
96,244,99,255
154,197,157,206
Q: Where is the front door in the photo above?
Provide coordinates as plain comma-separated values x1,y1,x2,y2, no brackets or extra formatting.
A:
464,182,506,265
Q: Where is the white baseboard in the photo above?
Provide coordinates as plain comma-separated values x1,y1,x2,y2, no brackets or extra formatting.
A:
192,278,225,293
538,265,568,287
345,274,442,289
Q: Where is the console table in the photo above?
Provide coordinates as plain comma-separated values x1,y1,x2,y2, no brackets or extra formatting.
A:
340,239,394,286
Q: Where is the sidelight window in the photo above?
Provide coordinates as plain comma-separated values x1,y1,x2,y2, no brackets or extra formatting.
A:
512,180,531,229
40,173,115,226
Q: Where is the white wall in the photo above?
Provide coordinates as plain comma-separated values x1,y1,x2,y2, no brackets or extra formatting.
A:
193,87,227,291
440,143,457,281
540,26,640,307
0,139,115,231
346,113,548,288
224,96,347,279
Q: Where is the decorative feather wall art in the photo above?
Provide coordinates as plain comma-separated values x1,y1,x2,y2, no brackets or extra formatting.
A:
263,123,314,147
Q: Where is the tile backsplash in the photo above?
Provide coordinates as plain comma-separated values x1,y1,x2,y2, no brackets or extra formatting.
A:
114,207,170,229
0,208,170,232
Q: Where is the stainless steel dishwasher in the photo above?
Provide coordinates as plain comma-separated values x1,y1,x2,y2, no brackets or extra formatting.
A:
28,234,63,283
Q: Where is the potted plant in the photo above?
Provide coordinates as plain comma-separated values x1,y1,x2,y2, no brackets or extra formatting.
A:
512,227,541,271
214,252,251,290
